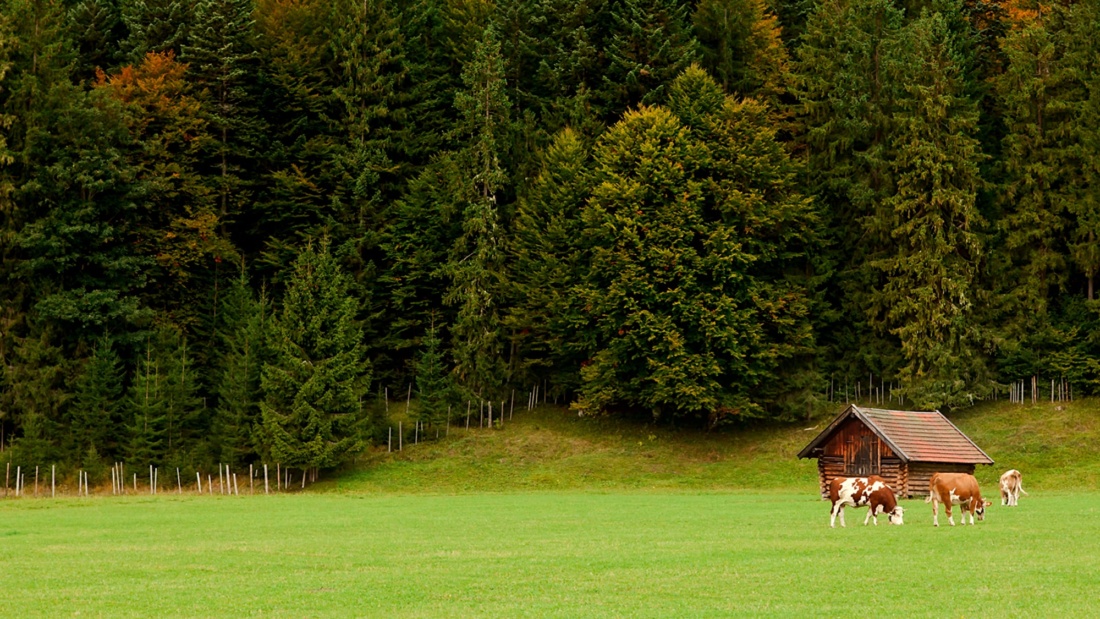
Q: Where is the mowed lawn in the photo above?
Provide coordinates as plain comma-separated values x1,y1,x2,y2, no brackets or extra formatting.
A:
1,491,1097,618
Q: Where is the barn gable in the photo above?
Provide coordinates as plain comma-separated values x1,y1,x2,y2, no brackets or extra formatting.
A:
798,404,993,498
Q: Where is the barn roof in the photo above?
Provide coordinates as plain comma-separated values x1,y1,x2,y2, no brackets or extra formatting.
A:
797,404,994,464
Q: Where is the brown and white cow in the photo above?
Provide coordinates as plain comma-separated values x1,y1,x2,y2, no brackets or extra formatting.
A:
926,472,993,526
828,476,905,528
999,469,1028,506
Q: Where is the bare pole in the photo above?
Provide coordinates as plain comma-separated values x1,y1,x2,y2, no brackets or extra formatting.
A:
446,406,451,437
510,391,515,420
52,465,55,498
177,468,182,494
264,464,269,494
197,472,202,494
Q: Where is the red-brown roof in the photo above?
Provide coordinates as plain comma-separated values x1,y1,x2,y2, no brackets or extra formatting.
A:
797,405,994,464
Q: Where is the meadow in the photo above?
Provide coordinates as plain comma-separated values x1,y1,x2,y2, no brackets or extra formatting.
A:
2,399,1098,617
1,492,1097,618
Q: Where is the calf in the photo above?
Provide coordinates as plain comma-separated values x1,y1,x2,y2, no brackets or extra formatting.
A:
926,472,992,526
999,469,1028,506
827,476,904,528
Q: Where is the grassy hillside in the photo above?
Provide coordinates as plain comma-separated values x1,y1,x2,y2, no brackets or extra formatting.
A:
323,398,1100,494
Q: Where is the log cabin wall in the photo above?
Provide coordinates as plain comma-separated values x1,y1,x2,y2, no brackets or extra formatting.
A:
815,418,901,498
905,462,976,498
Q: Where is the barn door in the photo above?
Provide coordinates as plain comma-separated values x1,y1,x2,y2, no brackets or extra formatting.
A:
853,435,879,476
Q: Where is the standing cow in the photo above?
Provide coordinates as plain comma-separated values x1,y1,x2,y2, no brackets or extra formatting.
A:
926,472,992,526
828,476,905,528
999,469,1028,506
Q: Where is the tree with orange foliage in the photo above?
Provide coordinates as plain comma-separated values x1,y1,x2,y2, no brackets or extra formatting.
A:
97,51,234,330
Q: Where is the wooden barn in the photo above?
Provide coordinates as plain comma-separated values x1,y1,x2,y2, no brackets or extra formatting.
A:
797,404,994,498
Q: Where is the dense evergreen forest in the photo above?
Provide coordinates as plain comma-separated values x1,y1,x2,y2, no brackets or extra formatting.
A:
1,0,1098,476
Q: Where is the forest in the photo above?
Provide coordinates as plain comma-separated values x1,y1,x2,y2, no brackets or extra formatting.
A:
0,0,1097,476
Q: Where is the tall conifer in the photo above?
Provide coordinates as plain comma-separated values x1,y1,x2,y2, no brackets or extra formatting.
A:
261,239,370,471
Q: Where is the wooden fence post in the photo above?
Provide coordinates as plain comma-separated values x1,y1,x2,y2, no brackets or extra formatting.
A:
197,472,202,494
264,464,269,495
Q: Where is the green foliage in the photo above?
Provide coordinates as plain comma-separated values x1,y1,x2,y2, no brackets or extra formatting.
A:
260,239,371,470
601,0,699,116
211,269,269,465
575,67,816,423
413,321,452,427
1,325,68,464
509,128,592,395
692,0,789,103
443,26,511,398
68,334,124,460
870,9,989,408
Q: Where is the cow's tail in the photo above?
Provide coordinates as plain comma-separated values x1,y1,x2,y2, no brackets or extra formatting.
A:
1019,481,1029,496
924,489,933,503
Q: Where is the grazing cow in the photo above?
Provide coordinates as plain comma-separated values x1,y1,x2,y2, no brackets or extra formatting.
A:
999,469,1028,506
926,472,992,526
828,476,905,528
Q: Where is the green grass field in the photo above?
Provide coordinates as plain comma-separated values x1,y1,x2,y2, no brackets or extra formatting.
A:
1,492,1098,617
2,399,1098,617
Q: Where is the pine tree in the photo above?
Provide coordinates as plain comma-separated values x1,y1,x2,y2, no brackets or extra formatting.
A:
69,334,124,462
444,25,511,398
993,0,1087,377
3,0,151,353
159,326,204,465
212,269,268,465
509,128,591,394
871,10,989,408
66,0,126,82
260,239,370,472
120,0,190,62
182,0,261,249
792,0,908,385
692,0,789,103
414,321,452,428
126,338,167,466
1,325,68,464
600,0,699,117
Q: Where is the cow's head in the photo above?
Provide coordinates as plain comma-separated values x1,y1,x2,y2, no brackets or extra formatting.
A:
888,506,904,525
976,499,993,520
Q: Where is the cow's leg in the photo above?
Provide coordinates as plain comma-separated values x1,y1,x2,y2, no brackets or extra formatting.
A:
946,502,955,526
932,499,940,527
864,504,874,525
1001,488,1008,506
830,502,839,528
839,505,846,528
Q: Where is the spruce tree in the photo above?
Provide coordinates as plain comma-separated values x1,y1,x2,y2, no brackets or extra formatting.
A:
792,0,908,385
182,0,261,248
127,338,168,466
993,1,1087,377
871,10,988,408
509,128,591,395
692,0,789,102
212,269,269,465
121,0,190,61
69,334,124,462
414,321,452,428
601,0,699,117
66,0,125,82
444,26,511,398
1,326,68,464
260,239,370,472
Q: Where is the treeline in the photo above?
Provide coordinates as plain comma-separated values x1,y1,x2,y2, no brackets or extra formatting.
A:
0,0,1098,475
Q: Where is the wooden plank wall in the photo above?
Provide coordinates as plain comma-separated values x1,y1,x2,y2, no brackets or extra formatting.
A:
906,462,976,498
